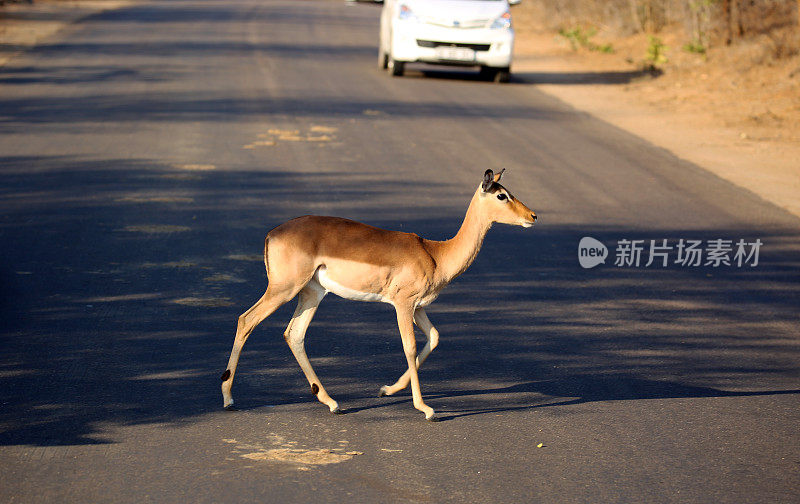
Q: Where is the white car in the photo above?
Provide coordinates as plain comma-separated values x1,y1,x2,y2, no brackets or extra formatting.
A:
379,0,520,82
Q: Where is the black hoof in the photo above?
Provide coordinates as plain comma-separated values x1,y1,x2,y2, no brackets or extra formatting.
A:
331,407,345,415
224,405,237,411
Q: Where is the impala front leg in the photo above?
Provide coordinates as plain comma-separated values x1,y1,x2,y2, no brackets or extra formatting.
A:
395,305,436,421
380,308,439,397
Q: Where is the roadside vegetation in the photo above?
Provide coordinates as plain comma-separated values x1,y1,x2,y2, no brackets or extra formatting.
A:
514,0,800,142
558,26,616,53
524,0,799,68
520,0,798,49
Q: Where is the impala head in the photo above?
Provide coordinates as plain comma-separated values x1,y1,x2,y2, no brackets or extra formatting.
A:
478,169,537,228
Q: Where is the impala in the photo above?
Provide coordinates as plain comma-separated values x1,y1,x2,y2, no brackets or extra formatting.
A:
221,169,536,421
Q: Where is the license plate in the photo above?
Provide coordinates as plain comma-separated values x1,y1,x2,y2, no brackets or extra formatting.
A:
435,46,475,62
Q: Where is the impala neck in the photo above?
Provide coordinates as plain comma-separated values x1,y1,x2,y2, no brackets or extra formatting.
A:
433,188,492,284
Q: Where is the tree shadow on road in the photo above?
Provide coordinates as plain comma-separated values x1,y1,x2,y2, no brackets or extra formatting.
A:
1,0,799,441
425,376,800,422
2,154,798,445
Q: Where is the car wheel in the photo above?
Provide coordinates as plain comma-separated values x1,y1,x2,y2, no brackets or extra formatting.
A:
388,57,404,77
494,67,511,84
378,50,388,70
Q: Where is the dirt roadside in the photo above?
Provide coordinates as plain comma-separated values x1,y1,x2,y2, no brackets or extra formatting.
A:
2,0,798,219
512,19,800,219
0,0,132,66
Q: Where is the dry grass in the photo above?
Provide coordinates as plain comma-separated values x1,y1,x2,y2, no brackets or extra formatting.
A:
514,1,800,142
516,0,799,43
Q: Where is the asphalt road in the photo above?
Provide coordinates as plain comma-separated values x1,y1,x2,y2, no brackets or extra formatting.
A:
1,1,799,502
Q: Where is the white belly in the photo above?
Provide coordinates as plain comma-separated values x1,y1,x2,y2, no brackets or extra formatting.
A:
314,266,389,304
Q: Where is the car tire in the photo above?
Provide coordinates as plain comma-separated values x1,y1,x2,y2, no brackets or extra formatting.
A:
379,50,388,70
479,66,496,81
494,67,511,83
388,57,404,77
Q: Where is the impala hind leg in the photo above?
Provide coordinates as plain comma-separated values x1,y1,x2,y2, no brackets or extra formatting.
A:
283,281,341,413
221,284,298,410
379,308,439,397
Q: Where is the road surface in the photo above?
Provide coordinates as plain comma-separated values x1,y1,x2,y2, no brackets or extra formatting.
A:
1,1,798,502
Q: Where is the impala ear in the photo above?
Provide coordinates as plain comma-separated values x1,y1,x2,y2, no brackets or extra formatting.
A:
482,169,494,192
493,168,505,183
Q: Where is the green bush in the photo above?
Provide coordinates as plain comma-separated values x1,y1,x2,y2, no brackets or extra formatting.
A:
645,35,669,68
683,39,707,56
558,26,615,54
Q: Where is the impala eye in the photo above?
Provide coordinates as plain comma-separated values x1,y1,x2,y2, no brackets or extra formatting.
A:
497,193,508,201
